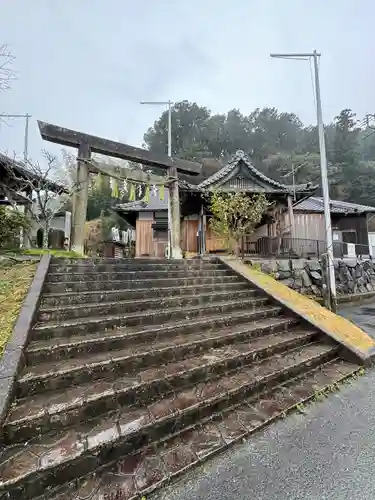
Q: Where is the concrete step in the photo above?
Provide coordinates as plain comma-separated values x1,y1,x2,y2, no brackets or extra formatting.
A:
31,297,271,341
43,357,358,500
42,274,243,294
38,289,258,323
11,321,306,441
51,257,187,265
45,268,235,283
41,281,255,307
28,308,290,364
49,261,224,274
0,343,341,500
18,324,314,399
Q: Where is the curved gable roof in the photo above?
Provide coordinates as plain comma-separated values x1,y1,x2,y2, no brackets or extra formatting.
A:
197,150,315,194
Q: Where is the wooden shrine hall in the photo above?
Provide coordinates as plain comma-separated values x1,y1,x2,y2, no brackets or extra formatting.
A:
37,122,315,259
116,150,316,258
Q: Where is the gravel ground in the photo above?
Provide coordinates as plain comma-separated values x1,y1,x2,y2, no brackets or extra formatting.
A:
152,303,375,500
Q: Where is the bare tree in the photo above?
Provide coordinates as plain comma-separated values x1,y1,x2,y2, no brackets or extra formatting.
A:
2,151,80,248
0,44,17,92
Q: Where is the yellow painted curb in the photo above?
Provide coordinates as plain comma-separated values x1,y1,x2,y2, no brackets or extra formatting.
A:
220,257,375,364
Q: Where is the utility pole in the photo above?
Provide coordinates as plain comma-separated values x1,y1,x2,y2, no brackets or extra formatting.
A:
271,51,336,311
140,100,175,258
0,113,31,161
140,101,173,157
167,100,172,158
282,160,309,201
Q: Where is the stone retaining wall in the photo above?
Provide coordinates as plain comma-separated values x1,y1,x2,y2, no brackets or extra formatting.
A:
257,258,375,297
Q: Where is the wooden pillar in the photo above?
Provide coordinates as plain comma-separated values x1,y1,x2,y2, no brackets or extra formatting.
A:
199,203,206,255
287,195,295,239
168,165,182,259
71,142,90,254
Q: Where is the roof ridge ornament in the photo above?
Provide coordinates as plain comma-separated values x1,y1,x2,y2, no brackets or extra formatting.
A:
234,150,246,160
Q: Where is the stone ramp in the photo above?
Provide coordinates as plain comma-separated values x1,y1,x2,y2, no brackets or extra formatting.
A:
220,256,375,365
0,257,362,500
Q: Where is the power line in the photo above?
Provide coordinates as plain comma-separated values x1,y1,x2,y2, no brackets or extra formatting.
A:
361,114,375,140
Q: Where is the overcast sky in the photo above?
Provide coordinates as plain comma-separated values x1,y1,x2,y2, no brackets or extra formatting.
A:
1,0,374,162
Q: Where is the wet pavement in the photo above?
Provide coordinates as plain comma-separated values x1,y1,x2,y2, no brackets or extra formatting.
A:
338,299,375,339
150,299,375,500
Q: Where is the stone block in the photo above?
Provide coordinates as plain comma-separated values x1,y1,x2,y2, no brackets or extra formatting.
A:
260,263,275,275
306,261,321,272
311,284,321,296
277,260,291,272
279,278,295,288
275,270,293,280
301,269,312,287
355,265,363,278
310,271,322,284
357,276,365,287
291,259,307,270
363,260,373,272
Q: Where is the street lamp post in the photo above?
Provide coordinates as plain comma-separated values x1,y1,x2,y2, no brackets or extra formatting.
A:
270,51,336,311
0,113,31,161
140,100,174,258
140,101,173,157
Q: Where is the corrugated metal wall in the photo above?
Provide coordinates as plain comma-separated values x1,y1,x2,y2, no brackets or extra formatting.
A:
291,213,325,241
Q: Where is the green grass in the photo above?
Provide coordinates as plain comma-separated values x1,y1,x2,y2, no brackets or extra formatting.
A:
0,248,86,258
22,249,85,258
0,261,37,357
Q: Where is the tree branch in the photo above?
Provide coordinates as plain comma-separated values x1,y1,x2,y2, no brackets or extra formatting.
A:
0,44,17,93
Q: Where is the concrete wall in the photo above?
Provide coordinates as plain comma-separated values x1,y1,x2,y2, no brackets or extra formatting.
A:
29,214,66,247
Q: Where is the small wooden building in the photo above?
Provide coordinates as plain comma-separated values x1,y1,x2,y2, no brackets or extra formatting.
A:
291,196,375,257
116,150,315,258
0,153,68,248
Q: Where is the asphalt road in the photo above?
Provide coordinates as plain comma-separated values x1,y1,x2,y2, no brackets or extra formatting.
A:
339,299,375,339
152,302,375,500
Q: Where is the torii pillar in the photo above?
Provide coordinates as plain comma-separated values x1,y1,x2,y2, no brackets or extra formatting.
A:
168,165,183,259
71,142,90,255
37,120,202,259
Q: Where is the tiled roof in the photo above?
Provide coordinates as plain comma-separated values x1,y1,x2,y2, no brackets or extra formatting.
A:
116,150,316,214
197,150,315,193
0,152,66,193
293,196,375,214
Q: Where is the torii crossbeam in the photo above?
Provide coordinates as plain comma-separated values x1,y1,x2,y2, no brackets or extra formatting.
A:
38,121,202,257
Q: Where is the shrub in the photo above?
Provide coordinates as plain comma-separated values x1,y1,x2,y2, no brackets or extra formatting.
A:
0,206,31,249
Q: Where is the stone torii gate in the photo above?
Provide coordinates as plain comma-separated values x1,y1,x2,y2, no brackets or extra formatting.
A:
37,121,201,258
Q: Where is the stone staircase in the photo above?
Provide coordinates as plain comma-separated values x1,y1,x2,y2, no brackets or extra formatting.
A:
0,257,360,500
